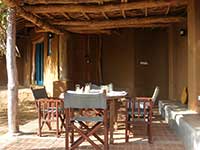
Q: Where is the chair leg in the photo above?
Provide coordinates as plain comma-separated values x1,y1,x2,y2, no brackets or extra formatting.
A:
56,113,59,137
147,122,152,143
104,110,109,150
125,122,129,142
70,127,74,144
125,113,131,142
46,113,52,130
45,113,52,130
65,109,70,150
147,113,153,144
38,109,42,137
60,114,65,131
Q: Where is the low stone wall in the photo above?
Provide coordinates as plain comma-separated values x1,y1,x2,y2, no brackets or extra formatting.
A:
159,100,200,150
0,87,34,110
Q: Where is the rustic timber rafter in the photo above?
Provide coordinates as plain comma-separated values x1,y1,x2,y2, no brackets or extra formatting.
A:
3,0,63,34
23,0,115,5
121,10,126,18
145,8,148,17
70,30,112,34
4,0,188,34
102,11,109,20
45,13,54,19
52,16,185,27
121,0,128,3
35,27,112,34
82,12,90,20
36,29,112,34
64,23,170,31
23,0,187,13
165,5,170,15
62,13,71,20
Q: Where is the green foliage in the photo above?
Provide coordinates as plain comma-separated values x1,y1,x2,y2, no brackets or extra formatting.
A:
0,0,7,56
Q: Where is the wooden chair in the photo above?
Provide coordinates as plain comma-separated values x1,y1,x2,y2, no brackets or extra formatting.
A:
64,91,109,150
125,86,159,143
31,86,65,137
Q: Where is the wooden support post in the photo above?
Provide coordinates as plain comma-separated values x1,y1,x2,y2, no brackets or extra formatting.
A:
31,44,36,84
58,33,68,80
6,8,19,135
187,0,200,111
168,25,174,99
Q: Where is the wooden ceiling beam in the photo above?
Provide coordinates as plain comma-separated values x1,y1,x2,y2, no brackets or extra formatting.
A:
166,5,170,15
69,30,112,34
2,0,63,34
45,13,54,19
82,12,90,20
145,8,148,17
98,0,104,5
64,23,170,31
122,10,126,18
121,0,128,3
62,13,71,20
23,0,114,5
36,23,170,33
23,0,188,13
53,16,185,27
102,11,109,20
36,27,112,34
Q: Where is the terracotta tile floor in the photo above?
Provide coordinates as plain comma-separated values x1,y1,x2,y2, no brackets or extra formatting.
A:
0,112,185,150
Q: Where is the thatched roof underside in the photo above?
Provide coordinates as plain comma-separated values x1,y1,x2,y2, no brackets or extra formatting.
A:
4,0,187,34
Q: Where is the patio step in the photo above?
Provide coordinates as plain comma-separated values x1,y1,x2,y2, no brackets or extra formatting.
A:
159,100,200,150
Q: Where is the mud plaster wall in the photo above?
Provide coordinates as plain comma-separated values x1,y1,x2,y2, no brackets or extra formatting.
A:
102,28,169,99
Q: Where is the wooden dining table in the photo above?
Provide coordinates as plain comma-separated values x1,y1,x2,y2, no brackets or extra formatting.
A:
105,91,127,144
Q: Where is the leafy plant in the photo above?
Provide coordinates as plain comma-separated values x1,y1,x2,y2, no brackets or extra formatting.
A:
0,0,7,56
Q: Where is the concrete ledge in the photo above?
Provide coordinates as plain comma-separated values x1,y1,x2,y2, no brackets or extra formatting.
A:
158,100,199,150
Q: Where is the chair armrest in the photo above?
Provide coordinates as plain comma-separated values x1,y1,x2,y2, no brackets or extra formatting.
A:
49,97,64,101
136,97,152,101
37,98,63,103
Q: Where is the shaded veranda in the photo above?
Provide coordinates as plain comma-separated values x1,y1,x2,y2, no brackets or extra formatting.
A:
0,88,185,150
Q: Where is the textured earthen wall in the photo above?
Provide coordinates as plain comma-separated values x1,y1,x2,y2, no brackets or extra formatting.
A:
102,28,168,99
43,34,59,96
102,29,135,96
169,24,188,100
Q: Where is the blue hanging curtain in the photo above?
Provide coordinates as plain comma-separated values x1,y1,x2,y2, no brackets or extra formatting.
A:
35,42,44,85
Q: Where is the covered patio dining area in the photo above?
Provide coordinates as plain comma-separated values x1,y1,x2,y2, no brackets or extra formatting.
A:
0,88,185,150
1,0,200,149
